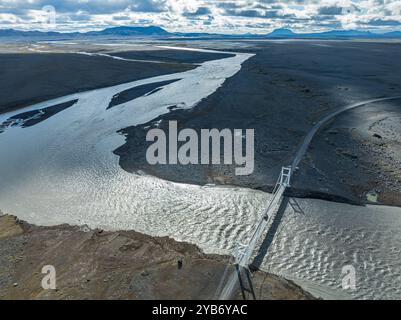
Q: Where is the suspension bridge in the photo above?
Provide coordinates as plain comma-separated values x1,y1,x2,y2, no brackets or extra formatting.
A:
216,95,401,300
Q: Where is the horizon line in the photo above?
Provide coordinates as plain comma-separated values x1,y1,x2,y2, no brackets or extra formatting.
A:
2,25,401,36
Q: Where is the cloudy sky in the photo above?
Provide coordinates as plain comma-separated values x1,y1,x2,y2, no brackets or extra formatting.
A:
0,0,400,33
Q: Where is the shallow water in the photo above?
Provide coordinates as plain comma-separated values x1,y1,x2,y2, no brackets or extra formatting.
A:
260,198,401,300
0,47,400,299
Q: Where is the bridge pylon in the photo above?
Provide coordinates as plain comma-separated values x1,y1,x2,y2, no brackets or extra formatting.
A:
280,166,292,187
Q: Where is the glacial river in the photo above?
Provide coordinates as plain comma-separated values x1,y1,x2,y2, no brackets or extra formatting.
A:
0,47,400,300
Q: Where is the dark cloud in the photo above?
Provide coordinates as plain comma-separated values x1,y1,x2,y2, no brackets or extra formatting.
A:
129,0,168,13
216,2,242,10
314,21,343,29
224,9,295,20
365,19,401,26
318,6,343,16
113,16,132,21
224,9,261,18
68,13,92,22
244,22,272,28
0,4,29,16
183,7,211,17
0,0,168,15
0,19,14,24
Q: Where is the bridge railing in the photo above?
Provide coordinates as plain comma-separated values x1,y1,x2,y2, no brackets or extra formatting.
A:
234,166,292,267
217,166,293,299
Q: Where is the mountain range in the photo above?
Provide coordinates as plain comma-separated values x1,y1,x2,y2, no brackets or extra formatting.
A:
1,26,401,39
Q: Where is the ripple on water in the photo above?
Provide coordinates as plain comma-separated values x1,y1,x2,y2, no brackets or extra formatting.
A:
258,199,401,299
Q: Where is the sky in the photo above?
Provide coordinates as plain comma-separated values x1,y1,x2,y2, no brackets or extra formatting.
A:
0,0,401,34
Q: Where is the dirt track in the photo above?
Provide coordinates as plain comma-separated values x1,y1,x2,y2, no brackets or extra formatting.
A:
116,40,401,206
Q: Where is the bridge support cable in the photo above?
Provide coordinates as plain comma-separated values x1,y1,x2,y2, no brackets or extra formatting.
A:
217,166,292,300
217,95,401,300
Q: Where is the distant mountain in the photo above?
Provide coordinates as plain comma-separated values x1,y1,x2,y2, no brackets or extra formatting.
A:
315,30,374,37
0,26,171,39
267,28,296,37
381,31,401,37
86,26,170,36
0,28,71,37
266,29,380,38
1,26,401,40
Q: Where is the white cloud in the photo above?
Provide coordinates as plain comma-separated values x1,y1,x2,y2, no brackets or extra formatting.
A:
0,0,400,33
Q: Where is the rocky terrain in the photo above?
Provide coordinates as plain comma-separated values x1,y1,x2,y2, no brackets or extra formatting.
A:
0,214,314,300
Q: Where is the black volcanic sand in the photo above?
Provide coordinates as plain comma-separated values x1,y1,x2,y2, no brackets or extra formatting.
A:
112,49,235,64
0,52,194,114
0,99,78,133
115,41,401,206
304,99,401,206
107,79,180,109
